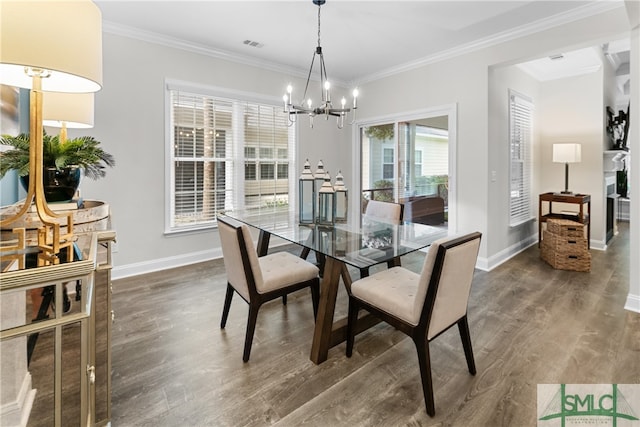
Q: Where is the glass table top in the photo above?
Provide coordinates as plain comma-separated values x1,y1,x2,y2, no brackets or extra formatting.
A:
221,207,447,270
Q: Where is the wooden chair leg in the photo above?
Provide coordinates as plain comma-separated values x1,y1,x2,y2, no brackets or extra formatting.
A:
243,304,260,363
300,246,311,260
345,298,359,357
282,295,287,305
458,316,476,375
220,284,234,328
415,338,435,416
310,281,320,319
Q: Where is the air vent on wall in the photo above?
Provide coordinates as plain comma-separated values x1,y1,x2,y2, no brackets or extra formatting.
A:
549,54,564,60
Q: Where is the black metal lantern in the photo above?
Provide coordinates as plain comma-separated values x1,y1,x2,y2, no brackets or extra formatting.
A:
299,159,315,224
334,170,348,222
318,171,335,225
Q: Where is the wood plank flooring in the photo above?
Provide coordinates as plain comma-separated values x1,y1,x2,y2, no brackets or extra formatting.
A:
111,223,639,426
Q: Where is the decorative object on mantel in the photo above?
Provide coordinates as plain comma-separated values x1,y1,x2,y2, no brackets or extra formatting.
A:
606,104,630,151
0,0,103,267
282,0,358,129
334,171,348,222
552,143,581,195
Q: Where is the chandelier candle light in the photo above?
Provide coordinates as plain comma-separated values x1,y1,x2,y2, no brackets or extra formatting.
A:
283,0,358,129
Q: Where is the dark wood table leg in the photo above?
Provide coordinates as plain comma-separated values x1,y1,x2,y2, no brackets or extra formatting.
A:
310,257,343,364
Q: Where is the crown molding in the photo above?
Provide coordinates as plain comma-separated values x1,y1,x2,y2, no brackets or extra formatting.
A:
102,21,349,87
103,1,624,88
355,1,625,85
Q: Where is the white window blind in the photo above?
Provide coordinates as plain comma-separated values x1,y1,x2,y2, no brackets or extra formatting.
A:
508,90,533,226
168,87,294,232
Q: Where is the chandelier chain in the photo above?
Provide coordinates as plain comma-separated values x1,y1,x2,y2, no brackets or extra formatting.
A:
317,5,321,47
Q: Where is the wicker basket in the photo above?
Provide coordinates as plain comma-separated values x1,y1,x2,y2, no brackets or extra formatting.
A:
546,218,584,238
541,230,588,254
541,231,591,272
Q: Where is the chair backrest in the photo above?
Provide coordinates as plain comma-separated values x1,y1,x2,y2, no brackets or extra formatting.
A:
413,232,481,340
365,200,403,222
217,215,264,301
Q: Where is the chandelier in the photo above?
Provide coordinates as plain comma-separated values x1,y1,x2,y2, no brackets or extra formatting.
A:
283,0,358,129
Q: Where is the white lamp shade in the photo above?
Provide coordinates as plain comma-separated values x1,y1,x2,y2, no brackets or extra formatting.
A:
0,0,103,93
553,143,582,163
43,92,94,128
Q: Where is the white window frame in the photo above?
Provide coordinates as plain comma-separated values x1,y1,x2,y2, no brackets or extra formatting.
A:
508,89,534,226
164,80,296,233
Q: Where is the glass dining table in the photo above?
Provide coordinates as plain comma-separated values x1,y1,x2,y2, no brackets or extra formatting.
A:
221,206,447,364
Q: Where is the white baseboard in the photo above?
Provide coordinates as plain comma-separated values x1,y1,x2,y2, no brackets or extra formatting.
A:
624,293,640,313
481,234,538,271
112,248,223,280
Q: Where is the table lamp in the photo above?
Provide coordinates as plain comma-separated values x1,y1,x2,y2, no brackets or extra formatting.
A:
0,0,103,264
43,92,95,143
553,143,581,194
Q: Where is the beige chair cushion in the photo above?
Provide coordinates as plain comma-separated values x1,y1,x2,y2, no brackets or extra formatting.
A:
365,200,402,221
257,252,319,293
351,266,422,325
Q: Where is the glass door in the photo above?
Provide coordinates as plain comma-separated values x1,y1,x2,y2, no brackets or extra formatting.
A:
360,116,450,228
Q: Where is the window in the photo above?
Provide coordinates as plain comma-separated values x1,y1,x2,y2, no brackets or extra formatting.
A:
383,148,394,180
260,163,275,180
509,90,533,226
277,163,288,179
167,85,295,232
414,149,423,177
245,163,256,181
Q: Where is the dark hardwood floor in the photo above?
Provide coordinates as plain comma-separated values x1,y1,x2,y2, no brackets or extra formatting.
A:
111,223,639,426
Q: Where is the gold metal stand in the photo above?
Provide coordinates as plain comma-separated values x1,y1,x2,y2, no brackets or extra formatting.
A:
0,71,75,265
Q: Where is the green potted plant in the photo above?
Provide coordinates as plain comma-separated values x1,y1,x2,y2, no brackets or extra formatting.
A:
0,132,115,202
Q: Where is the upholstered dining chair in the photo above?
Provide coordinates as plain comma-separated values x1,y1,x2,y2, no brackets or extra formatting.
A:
346,232,482,416
364,199,403,221
360,200,404,277
217,215,321,362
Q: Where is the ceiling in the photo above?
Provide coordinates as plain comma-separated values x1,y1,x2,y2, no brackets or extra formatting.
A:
95,0,628,86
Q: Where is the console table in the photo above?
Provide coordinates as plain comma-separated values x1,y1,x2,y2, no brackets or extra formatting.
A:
538,192,590,249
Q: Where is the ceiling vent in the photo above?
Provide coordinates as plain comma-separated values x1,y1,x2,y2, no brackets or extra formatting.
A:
243,40,264,48
549,54,564,61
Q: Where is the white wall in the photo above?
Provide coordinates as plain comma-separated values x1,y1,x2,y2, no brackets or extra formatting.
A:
83,33,348,278
487,64,540,261
85,5,632,279
355,6,630,269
